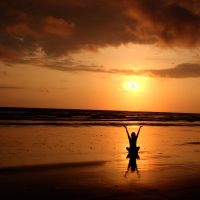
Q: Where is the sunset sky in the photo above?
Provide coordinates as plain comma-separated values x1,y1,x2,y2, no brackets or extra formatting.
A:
1,0,200,113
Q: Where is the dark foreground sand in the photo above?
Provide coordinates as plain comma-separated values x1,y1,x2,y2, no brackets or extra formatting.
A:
1,160,200,200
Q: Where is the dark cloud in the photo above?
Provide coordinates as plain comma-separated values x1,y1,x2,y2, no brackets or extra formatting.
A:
29,59,200,78
1,0,200,77
126,0,200,48
146,63,200,78
47,62,200,79
42,64,106,73
0,86,25,89
109,63,200,78
39,59,200,78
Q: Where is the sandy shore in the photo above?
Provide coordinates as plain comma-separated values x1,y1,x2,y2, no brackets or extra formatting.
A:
1,160,200,199
1,125,200,199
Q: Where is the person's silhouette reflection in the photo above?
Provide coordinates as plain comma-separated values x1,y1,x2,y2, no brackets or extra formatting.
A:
125,152,140,177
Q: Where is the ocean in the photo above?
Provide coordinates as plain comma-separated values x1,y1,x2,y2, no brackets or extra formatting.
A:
1,107,200,126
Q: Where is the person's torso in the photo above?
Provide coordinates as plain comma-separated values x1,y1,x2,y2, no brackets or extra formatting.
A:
129,137,137,148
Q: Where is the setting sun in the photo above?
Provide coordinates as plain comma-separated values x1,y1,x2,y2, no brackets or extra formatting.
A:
131,82,138,89
122,81,139,91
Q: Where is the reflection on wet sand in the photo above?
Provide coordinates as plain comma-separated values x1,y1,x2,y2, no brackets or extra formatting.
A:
125,152,140,178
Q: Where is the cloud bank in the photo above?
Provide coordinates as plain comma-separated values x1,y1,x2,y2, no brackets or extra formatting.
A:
1,0,200,78
109,63,200,78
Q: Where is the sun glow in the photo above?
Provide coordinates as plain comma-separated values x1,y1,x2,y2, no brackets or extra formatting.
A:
122,81,139,90
131,82,138,89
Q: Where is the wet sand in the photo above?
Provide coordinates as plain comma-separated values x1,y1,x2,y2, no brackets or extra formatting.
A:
1,160,200,199
1,126,200,199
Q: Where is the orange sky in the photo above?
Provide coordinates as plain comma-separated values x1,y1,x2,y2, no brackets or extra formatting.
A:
1,0,200,113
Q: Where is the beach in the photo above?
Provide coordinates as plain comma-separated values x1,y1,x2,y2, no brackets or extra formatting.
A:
1,125,200,199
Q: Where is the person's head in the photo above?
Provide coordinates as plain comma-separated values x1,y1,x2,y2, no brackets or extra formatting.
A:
131,132,136,138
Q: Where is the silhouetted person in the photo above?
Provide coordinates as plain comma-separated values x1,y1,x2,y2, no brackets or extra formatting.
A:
123,125,142,153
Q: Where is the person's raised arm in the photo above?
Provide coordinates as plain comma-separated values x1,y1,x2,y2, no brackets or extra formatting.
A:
136,126,143,139
123,125,130,139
